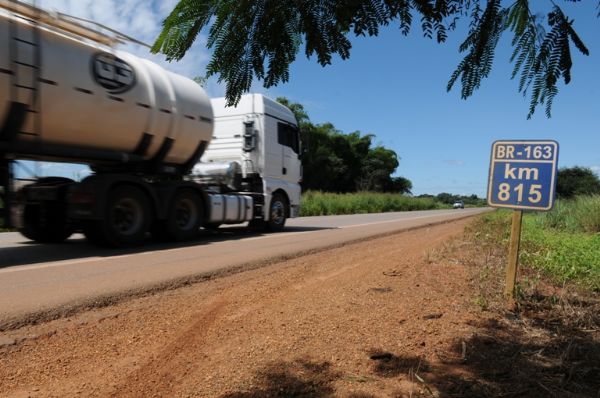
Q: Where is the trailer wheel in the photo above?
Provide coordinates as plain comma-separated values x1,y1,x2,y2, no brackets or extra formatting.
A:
19,203,73,243
162,189,203,241
18,177,74,243
98,185,152,247
266,193,287,232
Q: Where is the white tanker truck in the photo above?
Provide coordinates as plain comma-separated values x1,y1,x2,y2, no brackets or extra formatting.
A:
0,1,302,246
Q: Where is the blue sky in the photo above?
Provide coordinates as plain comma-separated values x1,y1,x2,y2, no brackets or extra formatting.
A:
32,1,600,196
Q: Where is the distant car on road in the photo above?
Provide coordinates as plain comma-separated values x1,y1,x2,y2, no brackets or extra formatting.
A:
453,201,464,209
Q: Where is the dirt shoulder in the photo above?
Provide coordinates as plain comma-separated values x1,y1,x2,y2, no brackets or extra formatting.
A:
1,217,597,397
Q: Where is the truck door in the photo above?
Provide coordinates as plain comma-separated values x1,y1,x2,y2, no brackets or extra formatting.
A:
277,122,301,183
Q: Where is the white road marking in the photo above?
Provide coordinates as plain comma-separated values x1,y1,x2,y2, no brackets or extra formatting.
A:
0,210,473,274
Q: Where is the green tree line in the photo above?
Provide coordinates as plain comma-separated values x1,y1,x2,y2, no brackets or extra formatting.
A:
419,193,485,206
276,98,412,194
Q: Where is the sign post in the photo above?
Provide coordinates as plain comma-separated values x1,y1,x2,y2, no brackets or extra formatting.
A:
487,140,559,301
504,210,523,299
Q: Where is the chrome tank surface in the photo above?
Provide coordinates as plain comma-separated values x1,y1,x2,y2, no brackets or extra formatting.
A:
0,6,213,165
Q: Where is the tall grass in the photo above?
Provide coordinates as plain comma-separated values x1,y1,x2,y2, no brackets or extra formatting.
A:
476,197,600,291
300,191,439,216
534,195,600,233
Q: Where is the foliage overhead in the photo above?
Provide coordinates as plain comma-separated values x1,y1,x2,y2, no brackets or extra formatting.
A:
276,97,412,194
153,0,596,118
556,166,600,199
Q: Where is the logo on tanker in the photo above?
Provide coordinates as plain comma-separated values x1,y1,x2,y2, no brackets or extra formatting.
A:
91,53,136,94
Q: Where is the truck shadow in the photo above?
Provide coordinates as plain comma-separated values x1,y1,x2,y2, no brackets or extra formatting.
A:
0,226,335,269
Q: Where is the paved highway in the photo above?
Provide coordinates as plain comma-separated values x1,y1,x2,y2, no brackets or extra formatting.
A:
0,208,490,328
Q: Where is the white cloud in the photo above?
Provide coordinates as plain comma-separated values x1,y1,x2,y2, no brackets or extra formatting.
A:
35,0,212,88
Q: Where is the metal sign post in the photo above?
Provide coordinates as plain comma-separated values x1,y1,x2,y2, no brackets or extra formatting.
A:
487,140,559,301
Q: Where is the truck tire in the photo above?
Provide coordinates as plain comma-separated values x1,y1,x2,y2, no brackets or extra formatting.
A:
20,203,73,243
161,189,203,241
93,185,152,247
18,177,75,243
266,193,287,232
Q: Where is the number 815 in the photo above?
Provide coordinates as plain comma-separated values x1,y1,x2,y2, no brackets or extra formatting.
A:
498,183,542,203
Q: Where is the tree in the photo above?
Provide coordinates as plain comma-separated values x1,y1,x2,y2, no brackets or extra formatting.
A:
192,76,207,87
385,177,413,195
152,0,597,118
436,192,456,204
357,146,399,192
556,166,600,199
434,192,485,205
274,97,412,193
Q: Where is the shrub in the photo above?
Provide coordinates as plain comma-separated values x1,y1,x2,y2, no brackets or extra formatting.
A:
300,191,439,216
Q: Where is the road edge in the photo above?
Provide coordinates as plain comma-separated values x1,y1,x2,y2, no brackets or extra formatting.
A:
0,212,489,331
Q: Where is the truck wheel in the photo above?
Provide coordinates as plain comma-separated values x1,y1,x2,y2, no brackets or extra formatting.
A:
19,203,73,243
98,185,152,247
266,193,287,232
18,177,75,243
163,189,203,241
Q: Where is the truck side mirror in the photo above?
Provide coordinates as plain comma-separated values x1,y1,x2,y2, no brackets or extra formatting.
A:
243,121,256,152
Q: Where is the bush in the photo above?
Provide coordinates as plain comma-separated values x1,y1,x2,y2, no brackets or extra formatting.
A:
300,191,439,216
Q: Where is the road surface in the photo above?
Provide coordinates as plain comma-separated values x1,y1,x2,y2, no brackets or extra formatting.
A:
0,208,490,328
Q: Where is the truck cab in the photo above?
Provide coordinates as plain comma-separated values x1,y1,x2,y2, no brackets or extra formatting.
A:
197,94,302,223
0,2,302,246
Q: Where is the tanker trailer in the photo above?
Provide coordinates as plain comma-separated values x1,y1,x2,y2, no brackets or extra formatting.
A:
0,1,301,246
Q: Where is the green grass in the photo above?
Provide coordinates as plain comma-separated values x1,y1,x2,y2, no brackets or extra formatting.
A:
533,195,600,234
300,191,440,216
476,198,600,291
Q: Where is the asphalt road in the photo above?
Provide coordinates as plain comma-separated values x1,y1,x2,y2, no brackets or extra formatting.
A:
0,208,490,328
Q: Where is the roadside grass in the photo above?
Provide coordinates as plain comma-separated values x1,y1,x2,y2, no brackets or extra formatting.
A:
426,206,600,397
300,191,440,216
472,198,600,292
534,195,600,234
